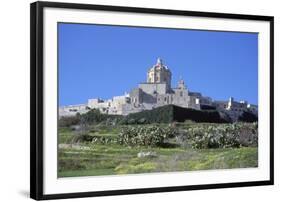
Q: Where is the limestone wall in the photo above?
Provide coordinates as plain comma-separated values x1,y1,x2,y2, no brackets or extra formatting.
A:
59,104,88,117
138,83,167,95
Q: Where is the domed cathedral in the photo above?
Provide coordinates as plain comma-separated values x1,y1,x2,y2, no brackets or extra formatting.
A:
59,57,256,117
128,58,197,110
137,58,173,96
146,58,172,90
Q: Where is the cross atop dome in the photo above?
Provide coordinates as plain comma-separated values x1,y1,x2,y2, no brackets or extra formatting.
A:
156,57,163,65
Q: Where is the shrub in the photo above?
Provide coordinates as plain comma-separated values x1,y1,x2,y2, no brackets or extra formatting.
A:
118,125,177,146
80,109,123,125
238,111,258,122
122,105,174,124
58,115,80,127
122,105,230,124
71,133,93,144
185,123,258,149
91,135,118,144
138,118,147,124
173,106,229,123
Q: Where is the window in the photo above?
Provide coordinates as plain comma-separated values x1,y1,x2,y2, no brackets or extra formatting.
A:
180,91,183,97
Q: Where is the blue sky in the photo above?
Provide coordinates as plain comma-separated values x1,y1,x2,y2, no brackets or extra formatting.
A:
58,23,258,106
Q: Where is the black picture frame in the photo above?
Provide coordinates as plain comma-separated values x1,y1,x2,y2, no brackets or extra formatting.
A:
30,1,274,200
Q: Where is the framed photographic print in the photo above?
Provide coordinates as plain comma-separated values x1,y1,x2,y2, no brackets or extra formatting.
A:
30,1,274,200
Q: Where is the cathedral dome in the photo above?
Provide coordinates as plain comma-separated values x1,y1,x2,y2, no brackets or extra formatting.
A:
151,58,170,71
147,58,172,89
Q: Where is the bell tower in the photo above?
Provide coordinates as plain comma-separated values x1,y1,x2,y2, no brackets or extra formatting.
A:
177,78,186,90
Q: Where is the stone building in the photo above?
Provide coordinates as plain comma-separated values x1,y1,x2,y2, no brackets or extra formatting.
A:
59,58,258,117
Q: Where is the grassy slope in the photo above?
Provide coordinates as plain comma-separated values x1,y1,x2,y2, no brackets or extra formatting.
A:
58,123,258,178
58,143,258,177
